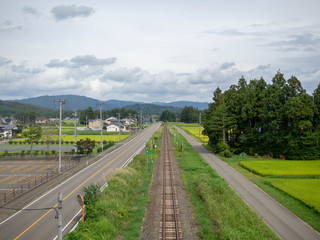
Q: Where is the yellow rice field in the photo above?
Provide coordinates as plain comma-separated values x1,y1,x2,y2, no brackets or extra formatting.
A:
176,123,209,142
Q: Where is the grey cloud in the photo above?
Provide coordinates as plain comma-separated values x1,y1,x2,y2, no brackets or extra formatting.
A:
11,65,44,74
22,6,40,17
51,5,95,21
70,55,116,68
205,27,266,37
0,57,12,66
0,21,22,32
45,59,69,68
220,62,236,70
268,33,320,52
101,67,141,82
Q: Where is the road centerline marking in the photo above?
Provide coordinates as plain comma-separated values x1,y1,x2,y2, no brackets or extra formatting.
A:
13,126,155,240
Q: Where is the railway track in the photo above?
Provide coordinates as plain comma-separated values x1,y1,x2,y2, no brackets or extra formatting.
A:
160,124,182,239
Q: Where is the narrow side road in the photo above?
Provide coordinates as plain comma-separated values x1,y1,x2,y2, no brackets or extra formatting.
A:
175,126,320,240
0,124,160,240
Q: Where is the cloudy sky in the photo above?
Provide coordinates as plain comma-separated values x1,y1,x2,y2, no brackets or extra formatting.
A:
0,0,319,103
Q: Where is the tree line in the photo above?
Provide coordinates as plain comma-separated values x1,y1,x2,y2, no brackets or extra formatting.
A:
203,71,320,160
160,106,203,122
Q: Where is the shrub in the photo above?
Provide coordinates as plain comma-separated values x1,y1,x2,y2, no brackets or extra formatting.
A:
240,152,247,157
20,150,25,157
8,140,13,145
82,183,101,206
221,149,232,158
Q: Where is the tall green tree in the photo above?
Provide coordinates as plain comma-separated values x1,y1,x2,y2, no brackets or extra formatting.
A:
180,106,199,123
80,107,95,125
160,110,176,122
42,126,59,152
204,89,235,148
23,126,42,151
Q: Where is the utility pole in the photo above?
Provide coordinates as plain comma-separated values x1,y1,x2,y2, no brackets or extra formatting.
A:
73,110,78,152
129,113,131,136
117,113,121,142
55,99,67,174
199,112,202,142
57,192,62,240
97,101,104,151
140,110,142,130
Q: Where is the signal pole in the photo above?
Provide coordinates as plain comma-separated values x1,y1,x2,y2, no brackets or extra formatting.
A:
55,99,67,174
97,101,104,151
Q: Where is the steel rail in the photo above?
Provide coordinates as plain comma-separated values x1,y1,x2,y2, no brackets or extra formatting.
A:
162,124,180,239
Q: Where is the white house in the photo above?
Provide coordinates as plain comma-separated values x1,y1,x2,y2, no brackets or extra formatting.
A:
0,125,18,139
106,124,127,132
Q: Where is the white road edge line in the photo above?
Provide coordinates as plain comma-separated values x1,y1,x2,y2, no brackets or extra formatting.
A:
52,124,159,239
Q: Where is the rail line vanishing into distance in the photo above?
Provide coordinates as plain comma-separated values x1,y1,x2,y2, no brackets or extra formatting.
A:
161,124,182,239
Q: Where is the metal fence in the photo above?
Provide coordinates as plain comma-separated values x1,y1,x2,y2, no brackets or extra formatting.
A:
0,159,82,206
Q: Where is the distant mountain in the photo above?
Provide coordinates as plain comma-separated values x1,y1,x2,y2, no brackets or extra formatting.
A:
152,101,208,110
10,95,143,111
9,95,208,112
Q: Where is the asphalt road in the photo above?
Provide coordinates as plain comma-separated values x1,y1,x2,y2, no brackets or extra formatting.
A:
0,123,160,240
175,126,320,240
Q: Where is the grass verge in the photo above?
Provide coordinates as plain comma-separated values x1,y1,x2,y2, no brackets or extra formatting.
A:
63,127,162,240
169,127,279,239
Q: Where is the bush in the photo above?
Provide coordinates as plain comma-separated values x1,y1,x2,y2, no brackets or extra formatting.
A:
217,141,229,152
8,140,13,145
221,149,232,158
240,152,247,157
20,150,25,157
82,183,101,206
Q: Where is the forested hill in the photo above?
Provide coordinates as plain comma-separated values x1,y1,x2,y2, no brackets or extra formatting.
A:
0,100,59,118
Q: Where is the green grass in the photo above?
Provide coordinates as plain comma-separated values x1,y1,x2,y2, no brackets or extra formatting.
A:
220,155,320,232
267,179,320,213
63,126,162,240
170,127,279,239
240,160,320,177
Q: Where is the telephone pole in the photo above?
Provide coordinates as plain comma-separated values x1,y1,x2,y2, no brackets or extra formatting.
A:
57,192,62,240
129,113,131,136
97,101,104,151
55,99,67,174
73,110,78,152
199,112,202,142
117,113,121,142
